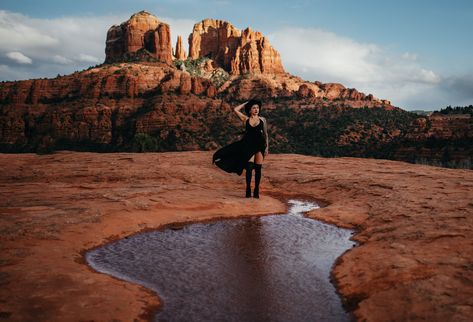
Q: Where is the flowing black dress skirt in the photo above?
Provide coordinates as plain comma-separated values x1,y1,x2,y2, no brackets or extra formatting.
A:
212,119,266,176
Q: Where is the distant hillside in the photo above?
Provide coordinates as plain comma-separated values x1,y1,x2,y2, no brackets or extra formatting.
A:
437,105,473,116
0,11,471,169
410,110,432,116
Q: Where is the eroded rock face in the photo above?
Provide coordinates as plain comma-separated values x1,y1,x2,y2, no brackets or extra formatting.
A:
0,63,221,149
9,48,464,161
189,19,285,75
418,113,472,139
392,113,473,165
189,20,240,66
105,11,173,64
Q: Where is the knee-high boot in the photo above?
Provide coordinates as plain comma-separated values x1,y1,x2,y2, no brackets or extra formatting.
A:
253,164,262,198
245,162,254,198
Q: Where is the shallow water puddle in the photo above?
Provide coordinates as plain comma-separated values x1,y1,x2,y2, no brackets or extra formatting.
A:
86,199,355,322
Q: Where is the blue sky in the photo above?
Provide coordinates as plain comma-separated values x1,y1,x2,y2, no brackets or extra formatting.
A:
1,0,472,110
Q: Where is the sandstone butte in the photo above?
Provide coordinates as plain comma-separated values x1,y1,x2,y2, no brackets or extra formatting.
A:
0,151,472,321
3,11,470,156
104,11,285,76
0,10,398,149
188,18,285,75
105,11,173,64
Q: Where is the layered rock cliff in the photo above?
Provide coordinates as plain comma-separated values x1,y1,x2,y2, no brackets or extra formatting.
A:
105,11,173,64
0,61,393,151
188,19,285,75
0,64,470,167
407,113,472,140
389,113,473,167
0,62,221,149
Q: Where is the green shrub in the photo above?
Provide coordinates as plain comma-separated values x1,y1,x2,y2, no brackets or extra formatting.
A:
131,133,158,152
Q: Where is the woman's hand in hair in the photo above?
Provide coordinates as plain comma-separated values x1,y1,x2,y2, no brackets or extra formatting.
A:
233,101,249,122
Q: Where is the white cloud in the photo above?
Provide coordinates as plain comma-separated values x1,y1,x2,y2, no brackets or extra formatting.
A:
270,27,446,109
165,17,196,48
6,51,32,64
77,53,101,63
52,55,73,64
416,69,441,84
402,52,418,61
0,10,128,80
0,11,58,49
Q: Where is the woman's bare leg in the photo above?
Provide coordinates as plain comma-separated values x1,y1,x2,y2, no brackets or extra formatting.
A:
254,152,264,165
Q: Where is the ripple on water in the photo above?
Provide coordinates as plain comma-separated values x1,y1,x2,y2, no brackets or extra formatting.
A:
86,199,355,322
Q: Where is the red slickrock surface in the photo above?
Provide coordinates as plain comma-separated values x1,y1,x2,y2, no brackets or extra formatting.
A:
0,151,472,321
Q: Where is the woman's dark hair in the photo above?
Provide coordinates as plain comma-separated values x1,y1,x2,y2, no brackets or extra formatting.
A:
244,99,263,115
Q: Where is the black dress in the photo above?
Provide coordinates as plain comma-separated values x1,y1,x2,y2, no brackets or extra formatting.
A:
212,118,267,175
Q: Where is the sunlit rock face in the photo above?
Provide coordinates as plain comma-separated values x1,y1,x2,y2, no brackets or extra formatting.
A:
189,19,285,75
105,11,173,64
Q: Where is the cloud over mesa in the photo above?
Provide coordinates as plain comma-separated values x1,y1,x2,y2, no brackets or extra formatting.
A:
6,51,32,64
270,27,449,109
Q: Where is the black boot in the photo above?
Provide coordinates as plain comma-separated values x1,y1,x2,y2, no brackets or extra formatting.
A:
245,162,254,198
253,164,262,198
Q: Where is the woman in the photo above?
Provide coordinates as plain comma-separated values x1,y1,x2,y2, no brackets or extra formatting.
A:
212,99,269,198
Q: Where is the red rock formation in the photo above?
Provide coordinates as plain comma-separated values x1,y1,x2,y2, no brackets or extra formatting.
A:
426,113,472,139
174,35,187,60
406,113,472,140
297,84,315,98
0,62,223,148
0,11,415,154
188,19,239,65
105,11,172,64
236,27,285,75
147,23,173,64
321,83,341,99
188,19,285,75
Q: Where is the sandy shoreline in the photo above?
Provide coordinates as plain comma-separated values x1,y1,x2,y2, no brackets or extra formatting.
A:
1,151,472,321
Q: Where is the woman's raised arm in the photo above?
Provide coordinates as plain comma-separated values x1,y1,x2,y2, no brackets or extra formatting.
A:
233,101,248,122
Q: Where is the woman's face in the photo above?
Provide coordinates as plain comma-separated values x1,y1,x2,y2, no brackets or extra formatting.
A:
250,104,259,116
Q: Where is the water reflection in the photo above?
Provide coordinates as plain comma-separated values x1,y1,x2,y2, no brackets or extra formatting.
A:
86,199,354,322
